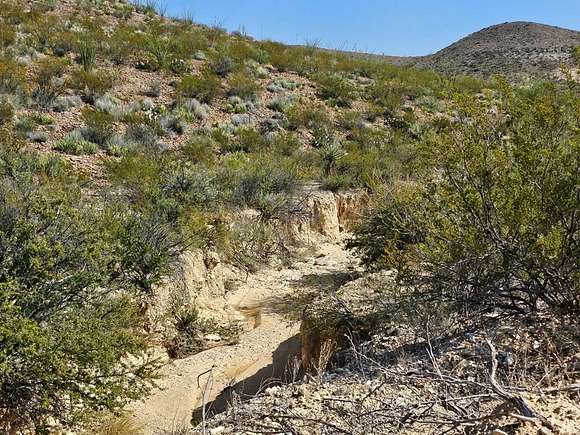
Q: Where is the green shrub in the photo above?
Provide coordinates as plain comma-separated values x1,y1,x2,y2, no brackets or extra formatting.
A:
314,72,356,107
220,127,266,154
0,149,160,431
75,38,97,71
144,34,171,71
81,108,115,146
286,102,330,131
349,85,580,316
54,130,98,155
0,59,26,93
68,69,116,103
181,134,216,164
268,131,301,156
176,70,221,104
33,57,66,108
209,52,235,77
0,98,14,124
0,21,16,49
366,80,405,114
415,94,445,113
227,70,260,101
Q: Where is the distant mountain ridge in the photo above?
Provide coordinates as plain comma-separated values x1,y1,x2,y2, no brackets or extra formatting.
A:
408,22,580,79
329,22,580,79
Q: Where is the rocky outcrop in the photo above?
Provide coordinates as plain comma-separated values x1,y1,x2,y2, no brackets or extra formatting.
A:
336,189,370,231
150,188,369,333
289,188,369,244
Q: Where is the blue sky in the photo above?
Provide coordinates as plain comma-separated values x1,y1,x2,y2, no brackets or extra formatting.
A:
162,1,580,56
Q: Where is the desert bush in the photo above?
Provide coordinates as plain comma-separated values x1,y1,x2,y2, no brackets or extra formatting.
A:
95,95,137,120
0,97,13,124
68,69,115,103
81,108,116,146
125,123,158,149
267,94,298,113
0,58,26,93
160,113,187,135
48,29,76,57
314,72,356,107
181,134,216,164
165,304,240,359
0,143,159,432
349,84,580,316
416,94,445,113
220,127,265,154
366,80,406,114
33,57,66,108
286,102,331,131
317,138,346,177
227,69,260,101
209,51,235,77
53,95,83,112
108,25,144,65
143,34,171,71
268,131,301,156
176,70,221,104
54,130,98,155
75,38,97,71
0,21,16,50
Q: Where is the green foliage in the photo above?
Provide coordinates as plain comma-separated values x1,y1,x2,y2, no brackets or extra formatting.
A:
181,134,216,164
0,140,161,432
176,70,221,104
0,59,26,94
314,72,356,107
227,69,260,101
220,127,267,154
54,131,98,155
0,21,16,49
81,108,115,146
76,38,97,71
0,97,13,124
68,69,116,103
350,83,580,316
209,52,235,77
33,57,66,108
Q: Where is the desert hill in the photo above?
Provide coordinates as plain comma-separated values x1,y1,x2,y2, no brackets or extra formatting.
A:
409,21,580,78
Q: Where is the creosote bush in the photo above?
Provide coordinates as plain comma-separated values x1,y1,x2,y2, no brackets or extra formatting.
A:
349,81,580,317
176,70,221,104
68,69,116,103
0,136,172,432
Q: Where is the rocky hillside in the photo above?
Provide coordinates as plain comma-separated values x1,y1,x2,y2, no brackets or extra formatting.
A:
1,1,578,434
410,22,580,79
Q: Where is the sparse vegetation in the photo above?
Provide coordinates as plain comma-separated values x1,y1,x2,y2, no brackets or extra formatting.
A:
1,1,578,433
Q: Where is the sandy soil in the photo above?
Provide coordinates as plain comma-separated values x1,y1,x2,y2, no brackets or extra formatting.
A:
128,237,360,434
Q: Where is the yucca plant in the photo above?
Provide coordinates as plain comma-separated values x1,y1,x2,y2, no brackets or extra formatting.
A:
318,138,346,177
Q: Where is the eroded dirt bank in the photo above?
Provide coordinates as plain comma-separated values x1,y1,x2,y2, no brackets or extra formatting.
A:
129,236,360,434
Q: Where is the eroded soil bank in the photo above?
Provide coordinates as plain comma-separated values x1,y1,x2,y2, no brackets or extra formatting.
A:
129,236,360,434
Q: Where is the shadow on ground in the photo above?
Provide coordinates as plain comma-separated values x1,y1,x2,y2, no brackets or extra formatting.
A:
264,270,360,321
191,335,302,424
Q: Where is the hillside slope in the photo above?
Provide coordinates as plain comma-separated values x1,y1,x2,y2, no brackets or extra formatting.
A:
411,22,580,78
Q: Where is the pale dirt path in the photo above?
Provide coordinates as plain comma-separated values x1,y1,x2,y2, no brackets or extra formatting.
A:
129,238,359,434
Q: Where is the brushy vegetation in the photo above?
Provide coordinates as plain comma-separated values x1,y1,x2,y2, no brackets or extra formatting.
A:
349,80,580,318
0,0,577,432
